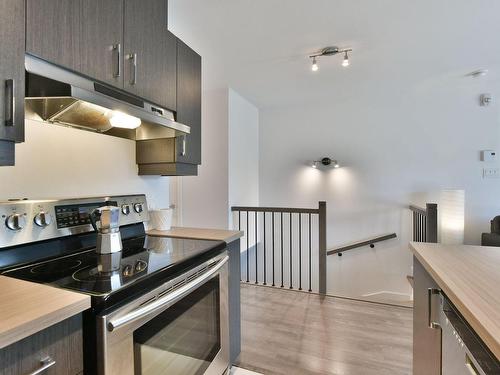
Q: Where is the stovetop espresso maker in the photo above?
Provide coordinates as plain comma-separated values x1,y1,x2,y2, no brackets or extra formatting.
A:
90,206,123,254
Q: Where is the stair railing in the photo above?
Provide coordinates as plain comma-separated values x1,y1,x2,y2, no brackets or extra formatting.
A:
231,202,327,294
409,203,438,243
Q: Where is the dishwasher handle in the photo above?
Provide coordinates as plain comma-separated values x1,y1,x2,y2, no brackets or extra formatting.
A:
428,288,441,329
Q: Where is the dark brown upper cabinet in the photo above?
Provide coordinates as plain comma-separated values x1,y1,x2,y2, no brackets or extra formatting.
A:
176,39,201,165
27,0,123,87
0,0,25,166
136,39,201,176
26,0,176,111
80,0,124,88
26,0,81,72
123,0,177,111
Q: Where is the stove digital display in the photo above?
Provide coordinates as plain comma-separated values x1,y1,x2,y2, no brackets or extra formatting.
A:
55,201,117,229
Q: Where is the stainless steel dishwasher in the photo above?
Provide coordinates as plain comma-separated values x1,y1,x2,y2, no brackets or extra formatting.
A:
439,293,500,375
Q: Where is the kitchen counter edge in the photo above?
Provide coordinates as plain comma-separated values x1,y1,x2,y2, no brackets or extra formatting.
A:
409,242,500,360
147,227,244,244
0,276,91,349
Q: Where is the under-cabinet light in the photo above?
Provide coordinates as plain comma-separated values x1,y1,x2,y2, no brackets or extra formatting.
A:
109,111,141,129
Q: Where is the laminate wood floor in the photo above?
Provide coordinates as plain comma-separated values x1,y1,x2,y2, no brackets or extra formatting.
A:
236,284,413,375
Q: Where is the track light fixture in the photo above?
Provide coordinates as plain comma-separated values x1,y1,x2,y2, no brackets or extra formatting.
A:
309,46,352,71
311,56,318,72
310,157,340,169
342,51,350,67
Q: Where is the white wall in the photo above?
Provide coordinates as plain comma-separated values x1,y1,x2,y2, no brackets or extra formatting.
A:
178,88,259,229
259,79,500,304
228,89,259,216
0,120,170,207
179,89,229,229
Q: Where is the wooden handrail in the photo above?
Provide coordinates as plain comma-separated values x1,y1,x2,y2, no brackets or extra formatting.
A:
231,206,320,214
327,233,397,256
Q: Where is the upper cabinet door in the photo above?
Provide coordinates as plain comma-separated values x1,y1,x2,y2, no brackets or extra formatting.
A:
123,0,177,110
176,40,202,165
0,0,25,144
80,0,124,88
26,0,81,72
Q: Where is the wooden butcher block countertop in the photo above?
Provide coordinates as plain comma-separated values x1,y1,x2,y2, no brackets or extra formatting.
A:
0,276,90,349
409,242,500,360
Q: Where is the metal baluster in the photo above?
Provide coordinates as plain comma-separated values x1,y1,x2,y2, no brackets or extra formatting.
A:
412,212,416,241
238,210,241,281
308,213,312,292
280,212,284,288
299,213,302,290
417,213,421,241
255,211,258,284
263,212,267,285
424,216,427,242
289,212,293,289
421,214,424,241
272,212,275,287
246,211,249,282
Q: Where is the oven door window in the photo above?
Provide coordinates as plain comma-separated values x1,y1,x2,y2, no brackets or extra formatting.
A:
133,276,221,375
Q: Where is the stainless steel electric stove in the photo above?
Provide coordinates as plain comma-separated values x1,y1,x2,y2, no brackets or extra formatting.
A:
0,195,230,375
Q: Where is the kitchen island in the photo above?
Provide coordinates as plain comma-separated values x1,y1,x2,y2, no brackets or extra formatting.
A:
410,242,500,374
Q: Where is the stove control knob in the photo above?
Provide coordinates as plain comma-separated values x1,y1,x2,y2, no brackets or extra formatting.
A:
123,264,133,277
135,260,147,272
34,211,52,228
133,203,144,213
5,213,26,231
121,204,131,215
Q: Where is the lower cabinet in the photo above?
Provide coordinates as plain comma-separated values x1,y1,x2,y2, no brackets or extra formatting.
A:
413,256,442,375
0,314,83,375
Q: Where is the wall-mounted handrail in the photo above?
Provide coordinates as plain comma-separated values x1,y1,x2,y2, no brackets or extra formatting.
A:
409,203,438,243
327,233,397,256
231,202,327,294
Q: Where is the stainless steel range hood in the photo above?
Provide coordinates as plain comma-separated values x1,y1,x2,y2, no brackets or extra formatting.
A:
25,54,190,140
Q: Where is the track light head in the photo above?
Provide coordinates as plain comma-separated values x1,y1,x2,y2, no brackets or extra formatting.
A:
311,56,318,72
342,51,349,67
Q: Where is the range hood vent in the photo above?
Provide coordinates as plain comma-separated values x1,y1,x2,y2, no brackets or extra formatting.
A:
25,54,190,141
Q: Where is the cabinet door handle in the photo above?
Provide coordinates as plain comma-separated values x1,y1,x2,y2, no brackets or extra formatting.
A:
112,43,121,78
26,356,56,375
127,53,137,85
5,79,14,127
427,288,441,329
180,135,187,156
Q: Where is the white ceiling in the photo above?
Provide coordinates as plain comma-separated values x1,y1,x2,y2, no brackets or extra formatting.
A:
169,0,500,109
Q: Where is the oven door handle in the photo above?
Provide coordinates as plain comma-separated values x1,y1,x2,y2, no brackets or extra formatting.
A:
107,255,229,332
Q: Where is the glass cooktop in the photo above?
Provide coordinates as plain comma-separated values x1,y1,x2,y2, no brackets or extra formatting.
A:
3,236,225,297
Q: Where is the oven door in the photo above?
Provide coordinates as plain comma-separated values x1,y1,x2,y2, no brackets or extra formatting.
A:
97,253,229,375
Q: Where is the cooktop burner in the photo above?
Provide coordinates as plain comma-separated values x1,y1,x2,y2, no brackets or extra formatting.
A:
3,235,225,298
31,259,82,275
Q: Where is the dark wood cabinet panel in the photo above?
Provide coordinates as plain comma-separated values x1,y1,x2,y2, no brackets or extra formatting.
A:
0,314,83,375
0,0,25,166
123,0,177,110
413,257,442,375
80,0,124,88
26,0,81,72
176,39,201,165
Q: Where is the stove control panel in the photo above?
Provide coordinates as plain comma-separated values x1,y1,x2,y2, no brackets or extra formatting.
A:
0,195,149,249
